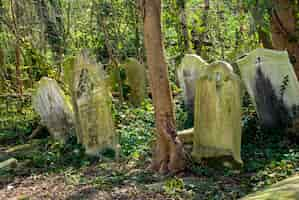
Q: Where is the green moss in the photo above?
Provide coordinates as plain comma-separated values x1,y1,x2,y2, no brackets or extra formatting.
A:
123,58,147,106
192,61,243,166
71,52,117,156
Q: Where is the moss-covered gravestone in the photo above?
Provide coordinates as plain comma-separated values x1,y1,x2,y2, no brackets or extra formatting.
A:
64,52,117,156
237,48,299,130
32,77,74,142
123,58,147,106
191,61,243,167
177,54,208,118
241,175,299,200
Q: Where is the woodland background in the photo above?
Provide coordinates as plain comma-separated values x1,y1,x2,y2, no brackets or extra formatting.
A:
1,0,299,199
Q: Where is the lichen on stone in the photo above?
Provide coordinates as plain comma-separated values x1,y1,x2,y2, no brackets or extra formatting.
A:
177,54,208,120
191,61,243,167
123,58,147,106
236,48,299,131
65,51,117,156
32,77,74,143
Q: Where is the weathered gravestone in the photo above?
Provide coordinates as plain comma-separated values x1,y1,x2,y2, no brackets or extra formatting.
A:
32,77,74,142
177,54,208,118
191,61,243,167
241,175,299,200
64,52,117,156
0,158,17,169
123,58,147,106
236,48,299,130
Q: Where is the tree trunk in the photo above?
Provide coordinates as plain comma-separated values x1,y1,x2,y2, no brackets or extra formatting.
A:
135,1,144,62
0,0,5,92
97,12,124,103
257,26,274,49
11,0,23,96
176,0,191,53
249,1,274,49
191,0,209,55
271,0,299,78
143,0,186,174
33,0,65,71
15,42,22,96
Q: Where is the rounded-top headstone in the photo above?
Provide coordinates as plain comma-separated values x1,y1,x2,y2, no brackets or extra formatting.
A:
32,77,74,143
177,54,208,118
123,58,147,106
192,61,243,167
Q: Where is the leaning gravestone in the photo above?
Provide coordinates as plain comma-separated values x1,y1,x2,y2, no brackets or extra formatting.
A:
236,48,299,130
177,54,208,118
64,52,117,156
191,61,243,167
123,58,147,106
241,175,299,200
32,77,74,143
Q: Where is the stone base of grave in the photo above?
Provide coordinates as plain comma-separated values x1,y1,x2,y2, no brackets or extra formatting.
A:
177,128,193,144
287,117,299,136
178,128,243,169
192,147,243,169
201,156,243,169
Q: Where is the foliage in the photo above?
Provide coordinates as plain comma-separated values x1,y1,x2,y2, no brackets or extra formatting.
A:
0,96,38,144
161,177,193,198
25,137,88,169
2,94,299,199
114,100,155,158
1,0,299,199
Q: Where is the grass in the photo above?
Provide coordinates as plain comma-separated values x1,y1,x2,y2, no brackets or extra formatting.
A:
1,98,299,199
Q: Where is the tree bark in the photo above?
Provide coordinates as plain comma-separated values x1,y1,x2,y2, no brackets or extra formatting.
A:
257,26,274,49
271,0,299,78
191,0,209,55
136,1,144,62
33,0,65,69
143,0,186,174
11,0,23,96
249,1,274,49
176,0,191,53
15,42,22,96
0,0,5,92
96,5,124,103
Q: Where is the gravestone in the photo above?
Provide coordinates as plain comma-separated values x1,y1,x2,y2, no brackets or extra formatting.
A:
32,77,74,142
123,58,147,106
191,61,243,167
65,52,117,156
0,158,17,169
241,175,299,200
177,54,208,118
236,48,299,130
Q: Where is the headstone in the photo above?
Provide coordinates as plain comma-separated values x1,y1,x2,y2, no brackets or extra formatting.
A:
0,158,17,169
65,51,117,156
241,175,299,200
177,54,208,118
32,77,74,142
123,58,147,106
236,48,299,130
191,61,243,167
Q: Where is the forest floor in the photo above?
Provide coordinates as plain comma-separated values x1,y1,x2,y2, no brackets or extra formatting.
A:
1,131,299,200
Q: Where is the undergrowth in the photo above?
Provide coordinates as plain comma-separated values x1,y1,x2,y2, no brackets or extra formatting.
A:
1,96,299,199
